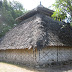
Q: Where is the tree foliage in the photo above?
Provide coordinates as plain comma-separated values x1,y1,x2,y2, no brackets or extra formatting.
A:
52,0,72,22
0,0,27,38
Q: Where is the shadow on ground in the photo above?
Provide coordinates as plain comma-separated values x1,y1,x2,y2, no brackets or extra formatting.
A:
0,61,72,72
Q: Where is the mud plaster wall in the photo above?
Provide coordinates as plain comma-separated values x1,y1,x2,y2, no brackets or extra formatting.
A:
0,49,35,65
0,47,72,66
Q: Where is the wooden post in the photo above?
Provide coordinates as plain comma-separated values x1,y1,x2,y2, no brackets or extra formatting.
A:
35,49,36,61
39,49,40,61
57,47,58,62
33,48,35,64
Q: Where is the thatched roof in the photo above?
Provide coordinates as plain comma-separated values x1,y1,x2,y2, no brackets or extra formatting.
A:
0,6,72,50
16,5,54,22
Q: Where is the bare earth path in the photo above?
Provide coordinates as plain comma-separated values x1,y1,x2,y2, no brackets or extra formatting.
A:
1,62,72,72
0,62,37,72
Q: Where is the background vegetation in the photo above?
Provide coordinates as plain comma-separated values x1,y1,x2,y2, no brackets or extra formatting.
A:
52,0,72,23
0,0,27,38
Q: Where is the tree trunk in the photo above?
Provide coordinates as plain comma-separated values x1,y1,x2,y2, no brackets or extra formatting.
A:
71,12,72,17
70,11,72,22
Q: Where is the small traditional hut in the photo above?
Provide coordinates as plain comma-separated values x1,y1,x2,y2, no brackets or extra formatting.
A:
0,5,72,66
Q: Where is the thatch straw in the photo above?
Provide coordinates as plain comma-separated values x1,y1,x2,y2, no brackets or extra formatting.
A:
0,6,72,50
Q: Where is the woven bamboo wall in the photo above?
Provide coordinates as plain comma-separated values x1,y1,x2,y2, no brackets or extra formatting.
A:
35,47,72,65
0,47,72,66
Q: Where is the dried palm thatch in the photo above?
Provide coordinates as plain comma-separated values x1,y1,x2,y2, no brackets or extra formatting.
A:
15,5,54,22
0,5,72,50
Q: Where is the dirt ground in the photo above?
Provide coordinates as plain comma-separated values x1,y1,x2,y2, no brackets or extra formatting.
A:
1,62,72,72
